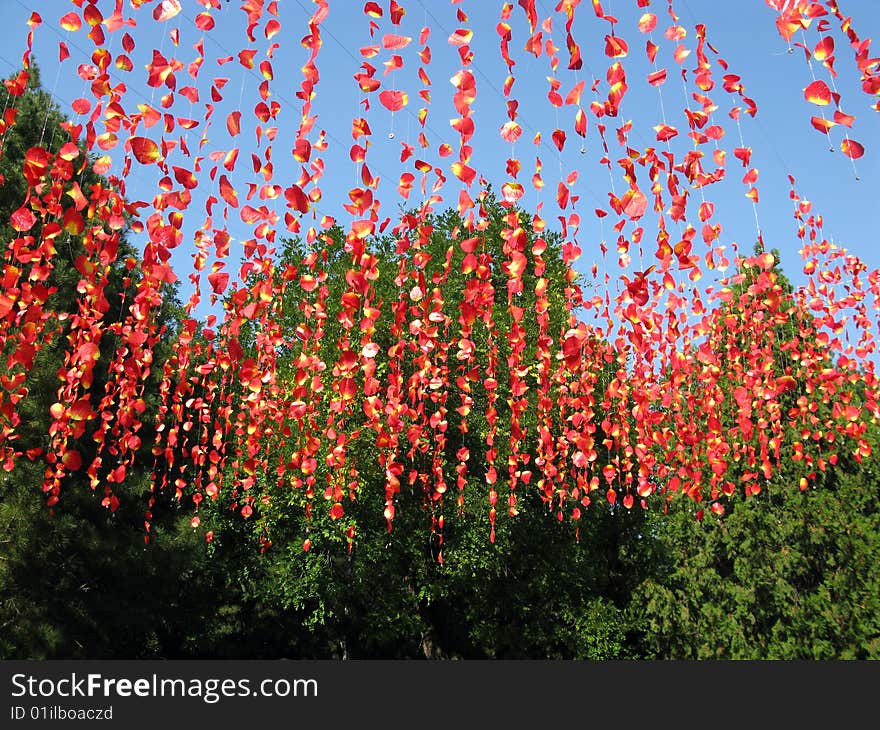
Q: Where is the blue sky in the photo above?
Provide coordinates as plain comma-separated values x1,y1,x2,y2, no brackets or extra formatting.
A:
1,0,878,327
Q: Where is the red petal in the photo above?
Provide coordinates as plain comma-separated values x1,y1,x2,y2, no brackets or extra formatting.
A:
226,111,241,136
647,68,667,86
70,399,93,421
61,450,83,471
605,35,629,58
501,182,524,202
72,98,91,115
208,271,230,294
389,0,405,24
285,185,310,214
130,136,159,164
240,205,263,223
564,80,585,105
24,145,50,184
840,138,864,159
655,123,678,141
638,13,657,34
448,29,473,46
810,115,835,133
382,34,412,50
452,163,476,185
622,189,648,220
552,129,566,151
804,79,831,106
195,12,215,30
265,19,281,39
364,2,383,18
500,121,522,142
813,36,834,61
58,142,80,161
219,174,239,207
557,182,570,209
10,206,36,232
172,166,198,189
575,108,587,137
833,110,855,128
59,11,81,31
379,89,408,111
153,0,182,22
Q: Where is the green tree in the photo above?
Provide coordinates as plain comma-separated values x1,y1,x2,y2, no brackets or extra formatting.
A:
628,250,880,658
0,62,248,659
196,194,649,658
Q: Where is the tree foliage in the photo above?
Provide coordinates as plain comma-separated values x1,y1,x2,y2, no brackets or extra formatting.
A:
629,250,880,659
0,64,215,659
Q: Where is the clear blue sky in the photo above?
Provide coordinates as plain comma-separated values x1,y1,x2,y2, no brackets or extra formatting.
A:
1,0,878,326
